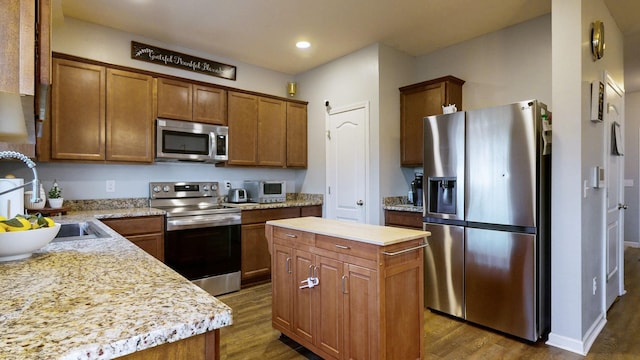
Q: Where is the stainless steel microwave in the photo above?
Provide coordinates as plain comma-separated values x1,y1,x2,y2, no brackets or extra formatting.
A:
243,180,286,203
156,118,228,163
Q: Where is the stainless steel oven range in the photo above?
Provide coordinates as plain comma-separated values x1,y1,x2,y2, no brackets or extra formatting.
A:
149,181,241,296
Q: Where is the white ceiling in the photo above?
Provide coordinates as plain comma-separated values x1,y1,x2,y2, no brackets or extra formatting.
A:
57,0,640,90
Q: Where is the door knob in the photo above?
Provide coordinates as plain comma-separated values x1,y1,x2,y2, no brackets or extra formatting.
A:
618,203,628,210
356,200,364,206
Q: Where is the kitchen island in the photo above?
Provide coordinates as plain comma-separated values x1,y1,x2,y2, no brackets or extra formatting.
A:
266,217,429,360
0,215,231,360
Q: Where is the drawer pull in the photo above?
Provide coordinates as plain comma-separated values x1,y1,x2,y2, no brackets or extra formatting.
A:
335,244,350,250
382,242,428,256
286,233,298,238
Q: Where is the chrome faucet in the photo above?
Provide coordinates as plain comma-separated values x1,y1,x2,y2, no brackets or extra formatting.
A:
0,151,40,203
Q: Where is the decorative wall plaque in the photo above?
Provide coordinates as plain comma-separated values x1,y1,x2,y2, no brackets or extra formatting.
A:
131,41,236,80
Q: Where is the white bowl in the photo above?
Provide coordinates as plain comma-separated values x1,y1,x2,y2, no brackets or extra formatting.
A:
0,223,61,262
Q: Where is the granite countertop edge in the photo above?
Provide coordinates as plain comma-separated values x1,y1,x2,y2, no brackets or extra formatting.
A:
382,204,423,213
0,210,231,360
223,199,323,210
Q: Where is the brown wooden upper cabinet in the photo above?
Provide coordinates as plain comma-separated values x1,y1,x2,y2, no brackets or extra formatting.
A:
51,58,106,161
50,57,154,163
156,77,227,125
228,92,284,167
106,69,155,162
0,0,35,95
227,91,259,165
227,91,307,168
400,76,464,167
257,97,287,167
286,102,307,168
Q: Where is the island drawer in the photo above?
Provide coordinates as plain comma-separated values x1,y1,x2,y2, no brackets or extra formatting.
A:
315,234,378,260
273,227,315,246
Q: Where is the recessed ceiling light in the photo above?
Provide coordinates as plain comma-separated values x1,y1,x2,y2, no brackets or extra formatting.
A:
296,41,311,49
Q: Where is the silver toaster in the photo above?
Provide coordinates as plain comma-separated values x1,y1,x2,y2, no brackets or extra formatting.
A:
228,188,247,203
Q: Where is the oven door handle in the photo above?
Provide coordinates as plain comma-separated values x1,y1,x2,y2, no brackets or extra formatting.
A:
166,215,240,231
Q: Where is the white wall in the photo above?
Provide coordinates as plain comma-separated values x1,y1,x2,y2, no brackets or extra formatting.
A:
625,91,640,244
621,33,640,242
0,162,300,200
0,17,307,200
295,44,381,222
547,0,624,355
378,45,417,206
54,17,292,97
414,15,552,111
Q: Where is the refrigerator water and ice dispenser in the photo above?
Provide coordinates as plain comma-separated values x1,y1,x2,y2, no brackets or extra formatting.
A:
428,177,457,214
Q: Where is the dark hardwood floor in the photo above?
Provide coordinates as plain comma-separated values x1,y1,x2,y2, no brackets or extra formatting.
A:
218,247,640,359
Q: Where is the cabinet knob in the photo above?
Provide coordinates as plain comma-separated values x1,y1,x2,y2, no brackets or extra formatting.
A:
356,200,364,206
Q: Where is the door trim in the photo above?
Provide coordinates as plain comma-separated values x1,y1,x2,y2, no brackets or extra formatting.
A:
325,101,370,223
602,71,626,314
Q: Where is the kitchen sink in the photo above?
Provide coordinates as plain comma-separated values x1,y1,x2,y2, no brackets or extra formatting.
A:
53,222,111,241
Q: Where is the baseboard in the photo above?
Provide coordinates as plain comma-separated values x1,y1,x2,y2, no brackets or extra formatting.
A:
582,313,607,354
546,313,606,355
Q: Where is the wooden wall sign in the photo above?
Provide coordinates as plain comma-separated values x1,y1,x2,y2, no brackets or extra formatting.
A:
131,41,236,80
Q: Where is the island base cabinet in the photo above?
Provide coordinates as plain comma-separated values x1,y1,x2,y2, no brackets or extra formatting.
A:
272,243,294,330
267,223,425,360
293,251,343,359
116,329,219,359
344,263,377,360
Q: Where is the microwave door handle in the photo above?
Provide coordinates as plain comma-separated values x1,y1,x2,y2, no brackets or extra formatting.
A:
209,132,215,158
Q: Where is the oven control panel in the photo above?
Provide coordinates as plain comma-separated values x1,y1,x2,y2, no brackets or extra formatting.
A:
150,182,219,199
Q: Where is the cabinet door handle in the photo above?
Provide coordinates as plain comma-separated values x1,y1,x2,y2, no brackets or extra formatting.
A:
286,257,291,274
341,275,348,294
308,264,314,278
286,233,298,238
335,244,350,250
381,242,428,256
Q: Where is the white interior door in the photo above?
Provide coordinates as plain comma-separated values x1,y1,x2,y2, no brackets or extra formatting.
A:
604,72,626,310
325,102,369,223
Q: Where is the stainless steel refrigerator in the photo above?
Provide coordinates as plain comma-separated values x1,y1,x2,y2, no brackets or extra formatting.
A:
423,100,551,341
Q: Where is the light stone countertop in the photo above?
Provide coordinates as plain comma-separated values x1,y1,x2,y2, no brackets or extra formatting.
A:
0,209,232,360
266,216,430,246
382,196,423,213
383,203,423,213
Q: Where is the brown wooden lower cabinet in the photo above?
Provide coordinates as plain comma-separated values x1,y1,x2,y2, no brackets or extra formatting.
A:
116,329,219,360
384,209,423,229
241,205,322,286
267,222,425,360
101,215,165,261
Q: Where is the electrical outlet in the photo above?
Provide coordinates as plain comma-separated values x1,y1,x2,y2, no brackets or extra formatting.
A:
106,180,116,193
592,277,597,295
224,181,231,190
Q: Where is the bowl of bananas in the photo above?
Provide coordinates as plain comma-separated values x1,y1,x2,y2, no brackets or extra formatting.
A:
0,214,60,262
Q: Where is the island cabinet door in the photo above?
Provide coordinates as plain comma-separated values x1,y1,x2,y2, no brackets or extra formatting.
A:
293,249,315,343
313,255,344,359
272,243,294,331
343,263,378,360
